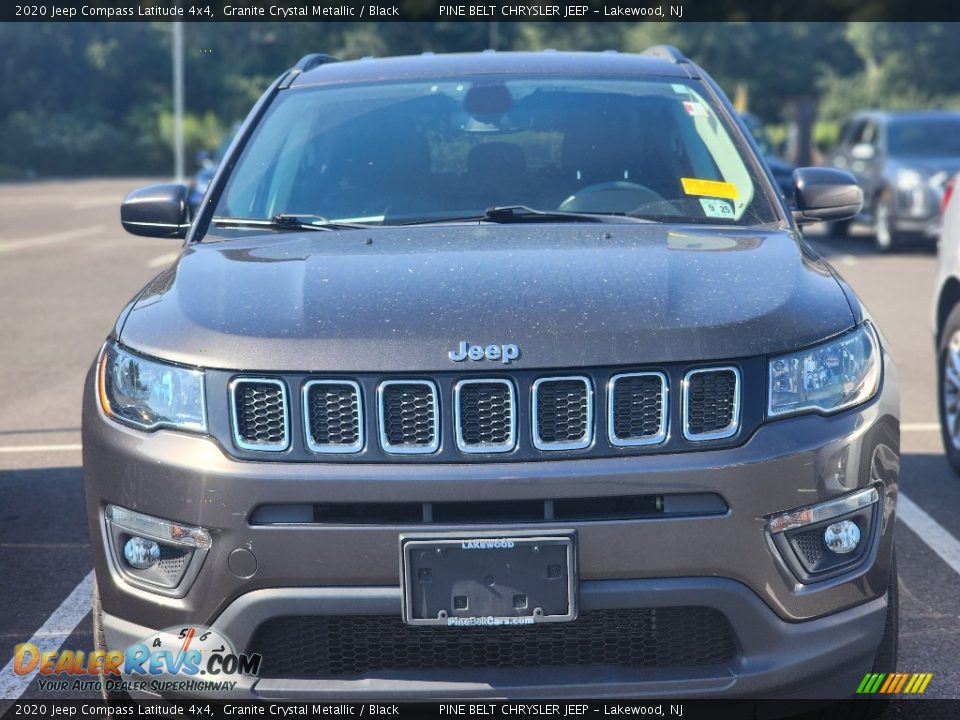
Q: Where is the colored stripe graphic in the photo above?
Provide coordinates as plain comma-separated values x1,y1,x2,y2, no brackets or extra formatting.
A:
857,672,932,694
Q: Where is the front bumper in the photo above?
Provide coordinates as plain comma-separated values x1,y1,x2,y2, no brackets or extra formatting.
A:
83,356,899,699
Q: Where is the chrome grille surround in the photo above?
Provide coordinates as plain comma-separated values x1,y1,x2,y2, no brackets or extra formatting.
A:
682,366,741,441
377,379,440,455
302,379,364,454
229,377,290,452
532,375,594,451
608,371,668,447
453,378,517,454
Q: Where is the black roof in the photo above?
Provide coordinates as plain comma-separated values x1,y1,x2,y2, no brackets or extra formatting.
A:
289,51,697,88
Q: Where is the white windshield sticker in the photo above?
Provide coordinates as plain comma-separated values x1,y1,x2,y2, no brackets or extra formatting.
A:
699,198,735,219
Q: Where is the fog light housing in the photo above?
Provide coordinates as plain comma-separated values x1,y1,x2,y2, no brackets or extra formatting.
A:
105,504,211,598
123,536,160,569
824,520,860,554
768,486,879,583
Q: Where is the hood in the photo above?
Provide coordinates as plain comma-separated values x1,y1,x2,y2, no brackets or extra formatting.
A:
119,224,855,372
889,155,960,178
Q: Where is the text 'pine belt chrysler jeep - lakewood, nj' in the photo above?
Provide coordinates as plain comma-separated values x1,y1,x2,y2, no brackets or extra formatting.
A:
84,47,899,703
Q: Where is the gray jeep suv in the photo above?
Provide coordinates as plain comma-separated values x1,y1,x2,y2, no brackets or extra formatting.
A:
84,48,899,701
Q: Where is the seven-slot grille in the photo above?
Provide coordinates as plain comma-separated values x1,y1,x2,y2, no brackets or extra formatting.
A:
227,367,742,456
683,367,741,441
608,372,667,446
229,378,289,451
303,380,363,453
532,376,593,450
378,380,440,454
454,379,516,453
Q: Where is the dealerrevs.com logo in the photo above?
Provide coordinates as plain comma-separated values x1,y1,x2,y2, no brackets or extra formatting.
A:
13,625,261,695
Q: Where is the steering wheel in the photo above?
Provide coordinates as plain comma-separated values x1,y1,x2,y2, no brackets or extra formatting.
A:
558,181,665,214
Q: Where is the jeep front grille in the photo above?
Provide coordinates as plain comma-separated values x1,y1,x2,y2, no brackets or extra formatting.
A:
223,362,749,460
378,380,439,454
609,372,667,446
229,378,289,451
454,379,516,453
532,376,593,450
683,367,741,441
303,380,363,454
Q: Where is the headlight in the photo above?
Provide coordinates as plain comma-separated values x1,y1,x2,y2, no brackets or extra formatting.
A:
768,324,881,418
98,341,206,432
895,168,924,191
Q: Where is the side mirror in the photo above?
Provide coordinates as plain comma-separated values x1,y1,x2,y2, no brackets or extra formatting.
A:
792,168,863,225
851,143,876,161
121,184,190,238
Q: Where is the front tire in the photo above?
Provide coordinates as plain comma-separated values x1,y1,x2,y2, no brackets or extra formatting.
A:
938,304,960,475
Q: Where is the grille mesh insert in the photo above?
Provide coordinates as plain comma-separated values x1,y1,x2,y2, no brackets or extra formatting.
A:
381,382,437,450
457,381,514,450
535,378,590,447
611,374,665,442
685,369,738,437
233,381,287,447
247,608,736,678
793,529,828,567
306,382,361,449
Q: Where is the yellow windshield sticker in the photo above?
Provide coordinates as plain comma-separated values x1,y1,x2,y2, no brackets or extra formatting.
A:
681,178,739,200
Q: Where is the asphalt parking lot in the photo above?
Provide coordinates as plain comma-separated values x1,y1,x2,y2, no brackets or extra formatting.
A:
1,179,960,708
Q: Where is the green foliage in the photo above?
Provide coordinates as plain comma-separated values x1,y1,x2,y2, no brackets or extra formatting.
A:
1,21,959,176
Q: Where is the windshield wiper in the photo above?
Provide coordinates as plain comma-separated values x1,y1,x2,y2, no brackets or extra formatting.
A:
402,206,656,226
212,214,378,232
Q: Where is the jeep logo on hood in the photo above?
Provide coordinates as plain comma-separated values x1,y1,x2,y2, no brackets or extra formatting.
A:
448,341,520,364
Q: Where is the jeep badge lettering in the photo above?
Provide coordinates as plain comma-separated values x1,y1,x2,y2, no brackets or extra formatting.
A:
448,341,520,364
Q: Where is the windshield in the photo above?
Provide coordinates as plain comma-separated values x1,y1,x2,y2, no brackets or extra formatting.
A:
210,75,779,235
888,118,960,157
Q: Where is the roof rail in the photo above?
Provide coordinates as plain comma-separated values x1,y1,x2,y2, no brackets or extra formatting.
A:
640,45,689,64
278,53,341,89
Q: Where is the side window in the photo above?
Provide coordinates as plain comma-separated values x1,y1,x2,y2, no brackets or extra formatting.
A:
847,120,868,147
860,121,879,148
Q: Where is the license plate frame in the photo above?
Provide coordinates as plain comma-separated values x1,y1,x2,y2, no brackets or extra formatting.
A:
400,531,577,627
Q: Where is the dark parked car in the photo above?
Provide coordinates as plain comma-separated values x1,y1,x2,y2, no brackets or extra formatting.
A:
831,110,960,250
86,48,898,703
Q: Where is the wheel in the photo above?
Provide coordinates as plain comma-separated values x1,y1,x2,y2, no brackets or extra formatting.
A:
874,199,902,253
872,548,899,674
93,578,130,703
938,304,960,474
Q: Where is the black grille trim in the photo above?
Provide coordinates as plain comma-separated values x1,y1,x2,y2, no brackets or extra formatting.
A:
302,379,363,454
532,376,593,451
246,608,737,678
608,372,668,446
454,378,517,454
377,380,440,454
229,377,290,451
682,367,741,441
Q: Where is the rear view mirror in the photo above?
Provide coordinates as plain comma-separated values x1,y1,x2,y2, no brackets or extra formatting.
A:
121,184,190,238
792,168,863,225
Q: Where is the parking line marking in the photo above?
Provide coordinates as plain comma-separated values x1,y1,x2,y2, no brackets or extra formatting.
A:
0,570,94,700
898,492,960,577
902,423,940,432
0,444,82,454
147,251,180,268
0,226,104,255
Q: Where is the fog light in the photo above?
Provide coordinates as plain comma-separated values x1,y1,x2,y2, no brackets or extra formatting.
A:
824,520,860,554
124,536,160,569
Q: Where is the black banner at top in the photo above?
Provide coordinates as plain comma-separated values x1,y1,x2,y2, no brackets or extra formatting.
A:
3,0,960,23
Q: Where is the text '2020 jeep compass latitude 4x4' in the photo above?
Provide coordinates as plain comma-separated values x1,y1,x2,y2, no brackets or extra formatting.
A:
84,48,899,701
